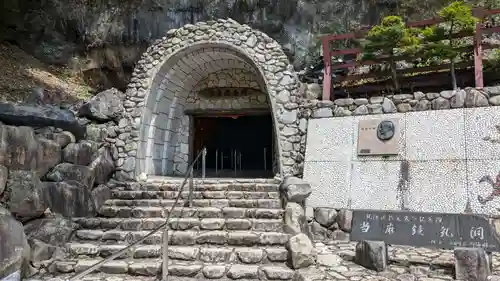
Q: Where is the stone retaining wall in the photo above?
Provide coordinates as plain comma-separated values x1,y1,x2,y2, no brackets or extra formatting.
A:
300,86,500,118
306,207,352,242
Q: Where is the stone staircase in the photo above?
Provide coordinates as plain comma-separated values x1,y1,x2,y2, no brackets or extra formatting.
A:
54,178,295,281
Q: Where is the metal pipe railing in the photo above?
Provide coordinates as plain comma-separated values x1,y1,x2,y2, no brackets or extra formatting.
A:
66,147,207,281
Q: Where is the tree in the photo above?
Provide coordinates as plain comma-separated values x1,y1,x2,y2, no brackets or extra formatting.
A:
361,16,420,91
420,1,479,89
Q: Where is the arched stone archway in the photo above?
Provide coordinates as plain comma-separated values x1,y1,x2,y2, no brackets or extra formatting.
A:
116,19,306,180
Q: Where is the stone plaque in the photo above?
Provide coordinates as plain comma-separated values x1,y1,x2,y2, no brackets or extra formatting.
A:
357,118,400,156
351,210,500,251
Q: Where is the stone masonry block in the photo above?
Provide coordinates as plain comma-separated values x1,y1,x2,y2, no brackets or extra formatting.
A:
454,247,491,281
354,241,388,272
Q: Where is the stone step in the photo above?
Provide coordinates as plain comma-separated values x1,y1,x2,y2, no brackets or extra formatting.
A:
145,177,280,185
98,206,284,219
111,190,280,200
66,243,289,264
114,182,280,192
74,217,284,232
56,259,294,279
74,229,290,246
35,273,157,281
104,198,282,209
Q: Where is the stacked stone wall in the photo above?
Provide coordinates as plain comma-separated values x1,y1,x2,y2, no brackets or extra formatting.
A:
300,86,500,119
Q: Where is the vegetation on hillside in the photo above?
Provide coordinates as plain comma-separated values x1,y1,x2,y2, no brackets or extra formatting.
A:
0,43,93,104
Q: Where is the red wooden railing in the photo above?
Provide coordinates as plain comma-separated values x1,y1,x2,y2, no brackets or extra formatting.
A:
321,8,500,100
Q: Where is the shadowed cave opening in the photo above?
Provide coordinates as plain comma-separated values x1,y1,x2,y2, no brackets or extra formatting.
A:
192,113,275,178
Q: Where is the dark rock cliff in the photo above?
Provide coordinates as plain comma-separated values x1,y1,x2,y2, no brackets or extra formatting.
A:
1,0,486,89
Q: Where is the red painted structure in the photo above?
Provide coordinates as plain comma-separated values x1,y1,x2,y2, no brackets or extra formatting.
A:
321,8,500,100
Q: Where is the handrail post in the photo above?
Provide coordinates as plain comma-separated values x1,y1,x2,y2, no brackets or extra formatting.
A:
202,147,206,179
188,168,194,207
162,228,169,281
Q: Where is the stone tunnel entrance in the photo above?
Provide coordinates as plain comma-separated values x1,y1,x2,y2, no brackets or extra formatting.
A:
117,19,306,180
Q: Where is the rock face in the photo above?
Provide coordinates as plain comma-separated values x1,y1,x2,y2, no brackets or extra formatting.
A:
0,207,30,279
1,170,46,222
62,141,96,166
46,163,95,189
41,181,94,217
1,0,413,71
24,216,78,247
89,146,115,185
0,95,122,279
0,103,85,140
0,125,61,176
0,164,7,195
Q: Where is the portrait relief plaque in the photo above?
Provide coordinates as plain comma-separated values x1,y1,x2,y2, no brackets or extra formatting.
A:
357,118,400,156
377,120,395,141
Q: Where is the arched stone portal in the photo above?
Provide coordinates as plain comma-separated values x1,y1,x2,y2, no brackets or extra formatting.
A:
116,19,306,180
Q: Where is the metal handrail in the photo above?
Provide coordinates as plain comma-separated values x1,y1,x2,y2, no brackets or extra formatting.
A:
67,147,208,281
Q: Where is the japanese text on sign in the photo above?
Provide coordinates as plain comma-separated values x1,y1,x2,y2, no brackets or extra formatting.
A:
350,210,500,251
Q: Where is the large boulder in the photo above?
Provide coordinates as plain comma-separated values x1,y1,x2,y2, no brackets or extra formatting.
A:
46,163,95,188
36,127,76,148
284,202,308,235
1,170,46,222
85,123,111,142
91,184,111,212
62,141,97,166
314,208,337,228
280,176,312,204
28,239,56,267
454,248,491,280
78,88,124,122
0,103,85,140
287,233,315,269
0,207,31,279
24,215,78,247
40,181,94,217
0,164,7,196
0,125,62,176
89,146,115,185
354,241,388,272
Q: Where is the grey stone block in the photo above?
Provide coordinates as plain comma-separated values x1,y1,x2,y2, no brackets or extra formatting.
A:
454,247,491,281
354,240,388,272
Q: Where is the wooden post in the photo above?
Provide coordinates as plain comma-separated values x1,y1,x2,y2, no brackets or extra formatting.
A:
322,38,332,101
474,10,484,89
162,229,169,281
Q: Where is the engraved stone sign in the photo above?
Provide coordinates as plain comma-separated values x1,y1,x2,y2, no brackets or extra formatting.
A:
357,118,400,156
351,210,500,251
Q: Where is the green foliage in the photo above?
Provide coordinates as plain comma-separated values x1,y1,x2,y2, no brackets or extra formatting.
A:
421,2,478,60
361,15,421,90
418,1,479,88
485,49,500,71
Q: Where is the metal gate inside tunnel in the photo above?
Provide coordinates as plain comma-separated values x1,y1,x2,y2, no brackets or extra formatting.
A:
191,112,276,178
